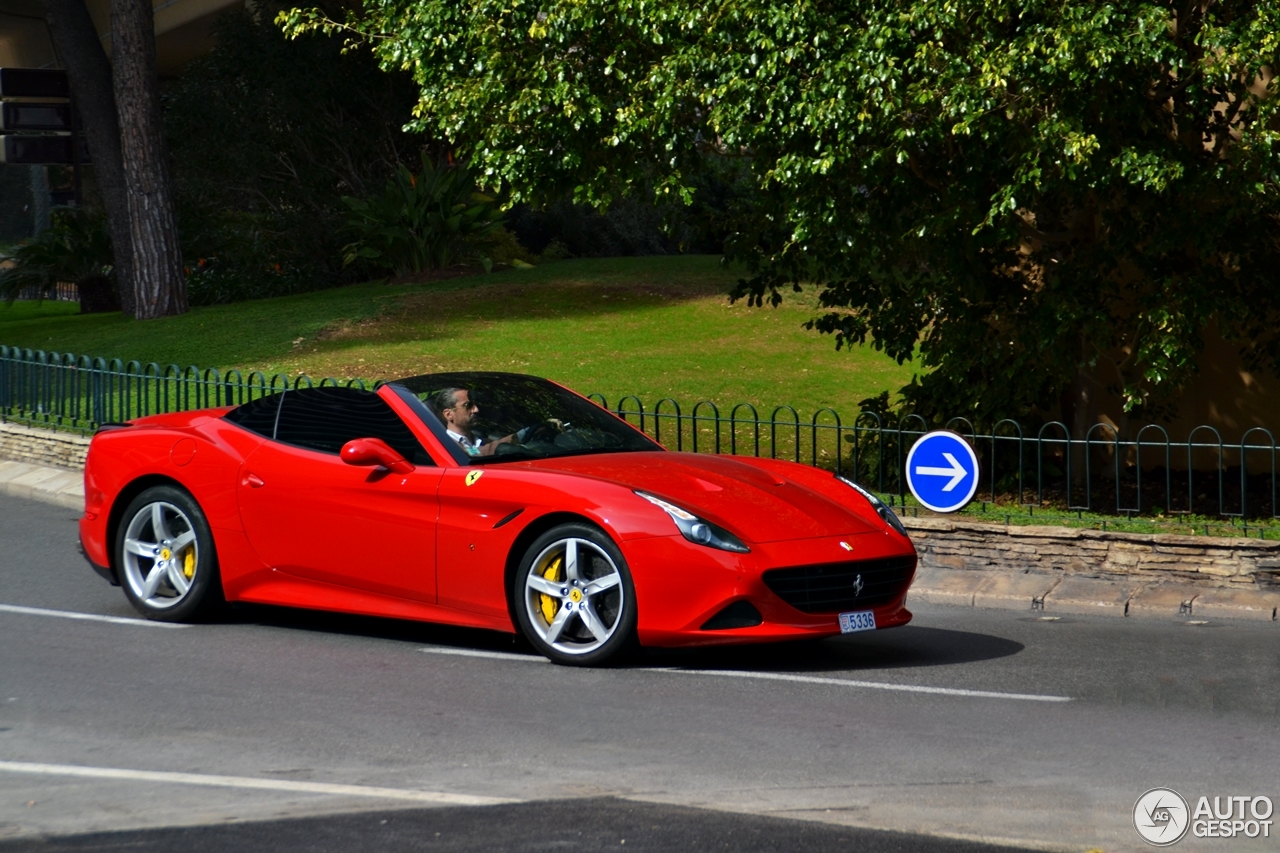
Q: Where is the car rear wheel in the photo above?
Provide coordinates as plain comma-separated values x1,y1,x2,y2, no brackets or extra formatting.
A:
116,485,223,622
514,523,637,666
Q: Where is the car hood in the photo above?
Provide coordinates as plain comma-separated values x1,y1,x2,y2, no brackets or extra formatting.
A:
516,451,883,543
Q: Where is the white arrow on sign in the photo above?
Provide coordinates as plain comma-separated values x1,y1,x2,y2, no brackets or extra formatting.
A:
915,452,967,492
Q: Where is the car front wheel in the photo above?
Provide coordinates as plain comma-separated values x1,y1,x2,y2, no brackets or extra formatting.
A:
514,523,637,666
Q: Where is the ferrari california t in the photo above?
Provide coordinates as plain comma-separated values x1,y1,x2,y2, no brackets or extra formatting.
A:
79,372,917,665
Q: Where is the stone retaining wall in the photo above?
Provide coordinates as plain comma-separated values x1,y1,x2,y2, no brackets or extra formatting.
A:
0,422,89,470
903,516,1280,591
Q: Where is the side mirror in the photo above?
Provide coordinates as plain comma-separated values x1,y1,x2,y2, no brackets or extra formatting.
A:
340,437,415,474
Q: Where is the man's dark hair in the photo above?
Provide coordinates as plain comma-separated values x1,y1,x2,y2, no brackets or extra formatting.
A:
430,387,466,416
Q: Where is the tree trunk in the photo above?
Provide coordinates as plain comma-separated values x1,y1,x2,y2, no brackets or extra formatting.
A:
110,0,187,319
42,0,137,317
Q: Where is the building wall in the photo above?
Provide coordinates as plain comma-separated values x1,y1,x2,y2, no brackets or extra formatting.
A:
82,0,243,75
1063,323,1280,447
0,7,57,68
1160,327,1280,443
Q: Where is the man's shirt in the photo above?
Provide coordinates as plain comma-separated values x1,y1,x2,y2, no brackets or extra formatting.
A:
446,428,483,456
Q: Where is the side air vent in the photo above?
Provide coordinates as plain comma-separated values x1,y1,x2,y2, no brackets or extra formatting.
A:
701,600,763,631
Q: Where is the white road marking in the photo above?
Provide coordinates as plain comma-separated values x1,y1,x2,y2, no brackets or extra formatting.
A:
0,760,515,805
420,646,546,662
0,603,189,629
664,669,1073,703
417,646,1073,702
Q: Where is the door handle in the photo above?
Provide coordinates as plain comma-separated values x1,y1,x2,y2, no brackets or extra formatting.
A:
242,472,265,488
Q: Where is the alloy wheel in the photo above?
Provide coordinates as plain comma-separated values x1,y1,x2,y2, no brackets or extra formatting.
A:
120,500,200,610
522,537,625,656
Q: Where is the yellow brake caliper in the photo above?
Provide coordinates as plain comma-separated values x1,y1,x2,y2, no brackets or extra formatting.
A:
182,547,196,579
538,555,563,623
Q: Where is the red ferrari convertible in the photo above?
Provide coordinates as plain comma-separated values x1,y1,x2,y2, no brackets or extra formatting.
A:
79,372,916,664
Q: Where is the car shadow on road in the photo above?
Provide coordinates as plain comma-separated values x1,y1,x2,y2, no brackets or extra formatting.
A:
223,603,533,653
225,604,1023,675
638,626,1025,674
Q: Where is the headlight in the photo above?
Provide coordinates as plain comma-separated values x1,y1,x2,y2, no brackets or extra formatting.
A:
635,491,750,553
835,475,909,537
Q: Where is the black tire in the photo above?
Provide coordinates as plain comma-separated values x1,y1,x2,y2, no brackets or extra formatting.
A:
115,485,224,622
512,522,638,666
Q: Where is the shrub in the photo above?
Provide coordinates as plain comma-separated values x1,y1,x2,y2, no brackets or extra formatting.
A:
0,207,118,313
341,154,502,275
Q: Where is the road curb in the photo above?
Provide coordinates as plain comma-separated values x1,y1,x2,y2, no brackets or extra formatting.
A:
0,458,84,511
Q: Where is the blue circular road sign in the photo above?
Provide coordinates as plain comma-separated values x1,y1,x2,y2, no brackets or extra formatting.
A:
905,431,980,513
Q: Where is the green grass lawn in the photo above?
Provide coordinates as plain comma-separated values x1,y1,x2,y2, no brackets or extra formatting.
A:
0,256,918,418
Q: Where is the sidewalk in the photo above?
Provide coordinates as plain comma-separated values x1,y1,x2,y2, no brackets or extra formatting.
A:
0,459,84,511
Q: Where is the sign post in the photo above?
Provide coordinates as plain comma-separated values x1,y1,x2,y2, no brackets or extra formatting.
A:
904,431,980,513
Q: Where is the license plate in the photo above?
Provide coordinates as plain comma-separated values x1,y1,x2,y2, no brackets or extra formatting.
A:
838,610,877,634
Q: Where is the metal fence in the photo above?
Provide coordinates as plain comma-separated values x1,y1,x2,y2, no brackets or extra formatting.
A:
0,346,370,432
3,344,1277,521
10,283,79,302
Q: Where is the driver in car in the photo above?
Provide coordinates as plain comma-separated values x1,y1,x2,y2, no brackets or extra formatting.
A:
433,387,560,457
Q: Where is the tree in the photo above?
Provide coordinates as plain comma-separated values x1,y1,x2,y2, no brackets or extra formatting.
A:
42,0,136,316
112,0,187,317
280,0,1280,425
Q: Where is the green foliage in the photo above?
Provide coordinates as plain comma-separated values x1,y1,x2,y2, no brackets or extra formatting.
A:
279,0,1280,424
166,3,427,302
341,154,502,275
468,227,537,268
0,207,117,313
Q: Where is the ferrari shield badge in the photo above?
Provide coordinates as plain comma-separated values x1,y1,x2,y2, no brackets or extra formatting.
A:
465,470,484,487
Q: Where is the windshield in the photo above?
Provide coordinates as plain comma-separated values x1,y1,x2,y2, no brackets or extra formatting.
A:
389,372,662,463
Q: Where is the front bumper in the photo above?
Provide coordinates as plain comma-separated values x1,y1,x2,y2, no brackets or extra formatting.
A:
624,530,915,648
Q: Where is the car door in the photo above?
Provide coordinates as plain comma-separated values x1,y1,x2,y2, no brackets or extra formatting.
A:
434,465,535,619
236,386,443,603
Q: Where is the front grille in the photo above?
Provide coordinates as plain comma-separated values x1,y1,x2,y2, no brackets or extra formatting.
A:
763,554,916,613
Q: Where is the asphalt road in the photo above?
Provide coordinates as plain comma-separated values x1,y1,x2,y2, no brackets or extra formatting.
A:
1,493,1277,853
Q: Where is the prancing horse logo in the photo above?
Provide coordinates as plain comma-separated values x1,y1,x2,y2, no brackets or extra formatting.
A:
852,574,864,596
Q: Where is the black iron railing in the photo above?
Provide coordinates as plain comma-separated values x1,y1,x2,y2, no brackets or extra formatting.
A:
11,283,79,302
0,346,370,431
588,399,1279,521
3,345,1277,520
